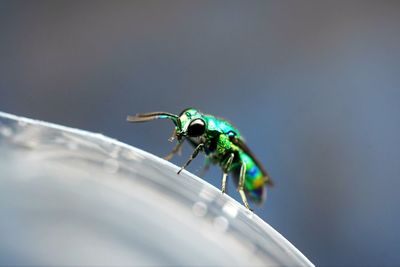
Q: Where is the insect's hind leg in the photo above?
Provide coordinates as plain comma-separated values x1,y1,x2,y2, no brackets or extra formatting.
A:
221,153,234,194
238,162,252,210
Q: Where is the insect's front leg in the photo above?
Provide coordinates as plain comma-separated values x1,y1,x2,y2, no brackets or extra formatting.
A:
177,143,204,174
168,128,177,142
221,153,234,194
164,141,183,161
238,162,252,210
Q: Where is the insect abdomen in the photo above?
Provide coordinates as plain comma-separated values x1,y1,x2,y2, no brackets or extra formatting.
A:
231,152,266,204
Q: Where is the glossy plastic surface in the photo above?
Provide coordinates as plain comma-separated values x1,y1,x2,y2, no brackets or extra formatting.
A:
0,111,313,266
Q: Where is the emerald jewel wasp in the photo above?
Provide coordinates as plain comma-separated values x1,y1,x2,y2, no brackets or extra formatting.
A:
127,108,273,210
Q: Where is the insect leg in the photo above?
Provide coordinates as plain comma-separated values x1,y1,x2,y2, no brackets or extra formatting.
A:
238,162,252,210
177,143,204,174
221,153,235,194
168,128,177,142
164,141,183,161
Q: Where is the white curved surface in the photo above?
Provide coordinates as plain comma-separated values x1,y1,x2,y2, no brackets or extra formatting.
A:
0,111,314,266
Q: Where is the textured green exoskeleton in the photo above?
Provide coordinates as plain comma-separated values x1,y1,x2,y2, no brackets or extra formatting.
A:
127,108,273,210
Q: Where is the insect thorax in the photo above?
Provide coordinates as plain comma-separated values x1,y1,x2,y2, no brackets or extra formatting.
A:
201,132,240,165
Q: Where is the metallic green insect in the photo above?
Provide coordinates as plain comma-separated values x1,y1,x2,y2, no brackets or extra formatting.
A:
127,108,273,210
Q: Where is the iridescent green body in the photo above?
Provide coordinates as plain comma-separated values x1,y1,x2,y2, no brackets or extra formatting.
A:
127,108,273,209
190,110,270,203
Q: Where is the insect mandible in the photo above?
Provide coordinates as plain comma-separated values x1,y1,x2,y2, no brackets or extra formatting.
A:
127,108,273,210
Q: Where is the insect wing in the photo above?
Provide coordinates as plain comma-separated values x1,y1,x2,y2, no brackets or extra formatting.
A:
230,136,274,186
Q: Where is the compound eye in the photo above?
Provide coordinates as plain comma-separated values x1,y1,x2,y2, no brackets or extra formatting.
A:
187,119,205,137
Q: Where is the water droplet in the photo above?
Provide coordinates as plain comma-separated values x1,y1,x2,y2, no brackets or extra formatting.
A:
0,127,12,137
192,201,208,217
103,158,119,173
124,150,144,161
222,202,239,218
109,146,120,158
213,216,229,232
199,186,217,202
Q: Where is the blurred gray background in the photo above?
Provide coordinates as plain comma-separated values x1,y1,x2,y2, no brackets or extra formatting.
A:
0,1,399,265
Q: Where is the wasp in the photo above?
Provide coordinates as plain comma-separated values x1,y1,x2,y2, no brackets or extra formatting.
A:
127,108,273,210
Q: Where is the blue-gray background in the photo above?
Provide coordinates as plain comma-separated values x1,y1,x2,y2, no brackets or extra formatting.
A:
1,1,399,265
